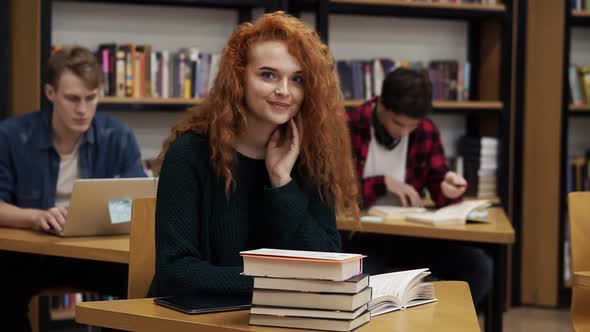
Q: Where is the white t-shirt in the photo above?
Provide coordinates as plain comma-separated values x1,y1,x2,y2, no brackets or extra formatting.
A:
362,128,409,206
54,145,80,208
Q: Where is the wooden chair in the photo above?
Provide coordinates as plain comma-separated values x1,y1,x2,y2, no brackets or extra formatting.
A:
127,197,157,299
568,192,590,331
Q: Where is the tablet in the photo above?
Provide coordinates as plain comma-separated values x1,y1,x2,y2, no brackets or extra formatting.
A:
154,293,251,314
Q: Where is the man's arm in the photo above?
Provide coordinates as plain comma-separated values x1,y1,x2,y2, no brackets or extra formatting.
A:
423,122,462,207
0,201,66,232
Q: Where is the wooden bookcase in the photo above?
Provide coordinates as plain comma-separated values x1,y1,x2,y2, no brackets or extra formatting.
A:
290,0,514,213
557,3,590,306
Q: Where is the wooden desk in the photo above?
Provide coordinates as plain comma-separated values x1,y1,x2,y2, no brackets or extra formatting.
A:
0,228,129,263
338,207,515,332
76,281,478,332
338,207,514,244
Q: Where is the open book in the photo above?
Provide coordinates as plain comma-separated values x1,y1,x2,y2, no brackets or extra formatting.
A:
368,268,436,316
368,206,427,219
405,200,491,226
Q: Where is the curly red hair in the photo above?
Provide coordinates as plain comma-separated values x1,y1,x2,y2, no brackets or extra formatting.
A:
160,12,359,216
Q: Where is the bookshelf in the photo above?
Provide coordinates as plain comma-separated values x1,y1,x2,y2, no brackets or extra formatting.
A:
344,100,504,112
39,0,286,111
558,3,590,306
330,0,506,12
296,0,514,211
101,97,503,113
98,96,202,112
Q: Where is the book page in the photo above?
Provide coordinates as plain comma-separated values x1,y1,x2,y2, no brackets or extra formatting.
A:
369,268,430,304
369,206,427,215
406,200,491,222
240,248,364,261
368,268,432,316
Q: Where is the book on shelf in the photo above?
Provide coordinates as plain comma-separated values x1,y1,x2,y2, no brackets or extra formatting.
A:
368,268,436,316
240,248,365,281
570,0,590,11
253,273,369,294
249,311,371,332
457,135,499,198
569,64,590,105
405,199,491,225
580,66,590,104
251,287,372,311
79,43,222,101
336,58,471,104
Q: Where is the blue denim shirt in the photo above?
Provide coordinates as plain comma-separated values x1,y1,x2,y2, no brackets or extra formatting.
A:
0,109,146,209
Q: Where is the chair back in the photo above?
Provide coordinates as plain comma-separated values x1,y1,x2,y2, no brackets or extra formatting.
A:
568,192,590,273
127,197,156,299
568,192,590,331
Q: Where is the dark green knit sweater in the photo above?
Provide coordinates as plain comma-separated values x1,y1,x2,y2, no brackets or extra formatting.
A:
148,133,341,297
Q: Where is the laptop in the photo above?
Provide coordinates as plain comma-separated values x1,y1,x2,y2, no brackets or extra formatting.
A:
57,178,157,237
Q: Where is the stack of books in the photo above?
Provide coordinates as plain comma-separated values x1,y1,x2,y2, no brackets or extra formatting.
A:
241,248,371,332
457,135,498,199
241,249,438,331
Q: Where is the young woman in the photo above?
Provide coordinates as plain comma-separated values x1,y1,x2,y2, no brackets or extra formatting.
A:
149,12,359,297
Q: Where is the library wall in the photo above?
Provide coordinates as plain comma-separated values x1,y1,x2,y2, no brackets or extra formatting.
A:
53,2,469,159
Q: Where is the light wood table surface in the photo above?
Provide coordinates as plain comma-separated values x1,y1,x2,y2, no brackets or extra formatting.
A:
338,207,515,244
338,207,514,332
0,228,129,263
76,281,478,332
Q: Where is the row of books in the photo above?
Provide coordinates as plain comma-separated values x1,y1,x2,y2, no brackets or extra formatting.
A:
336,59,471,102
567,152,590,192
241,248,435,332
91,44,220,99
568,64,590,105
570,0,590,11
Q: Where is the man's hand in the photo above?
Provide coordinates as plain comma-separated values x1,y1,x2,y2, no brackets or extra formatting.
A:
30,207,68,233
384,176,423,207
441,171,468,199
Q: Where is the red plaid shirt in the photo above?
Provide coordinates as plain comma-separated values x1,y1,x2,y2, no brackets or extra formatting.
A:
347,97,461,208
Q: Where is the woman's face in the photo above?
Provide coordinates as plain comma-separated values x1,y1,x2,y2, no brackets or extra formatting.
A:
244,40,304,127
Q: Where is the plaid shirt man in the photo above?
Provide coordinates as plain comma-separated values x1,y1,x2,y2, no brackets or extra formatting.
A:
347,97,461,208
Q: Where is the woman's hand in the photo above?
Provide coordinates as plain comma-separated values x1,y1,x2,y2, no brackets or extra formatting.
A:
266,119,300,188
